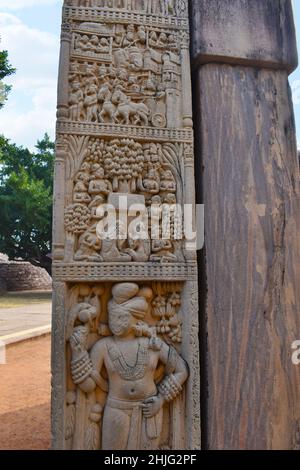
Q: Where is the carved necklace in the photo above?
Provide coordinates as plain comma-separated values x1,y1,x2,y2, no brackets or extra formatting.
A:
108,338,149,381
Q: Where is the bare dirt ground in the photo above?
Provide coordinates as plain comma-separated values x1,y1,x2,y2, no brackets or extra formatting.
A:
0,336,51,450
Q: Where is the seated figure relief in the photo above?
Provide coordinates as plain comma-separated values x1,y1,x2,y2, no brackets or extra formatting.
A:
64,137,182,264
74,33,110,56
88,164,112,198
68,282,188,450
74,224,103,262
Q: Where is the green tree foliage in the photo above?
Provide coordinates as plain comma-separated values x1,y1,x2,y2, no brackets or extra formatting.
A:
0,134,54,274
0,49,15,108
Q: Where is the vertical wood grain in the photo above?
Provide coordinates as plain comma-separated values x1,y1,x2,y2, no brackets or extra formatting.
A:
196,64,300,449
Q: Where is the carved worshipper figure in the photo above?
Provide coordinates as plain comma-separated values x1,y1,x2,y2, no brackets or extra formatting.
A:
124,237,151,262
167,33,176,48
114,24,125,47
74,224,103,262
89,35,100,52
73,172,91,204
150,238,177,263
84,63,98,86
160,169,176,193
76,35,90,54
69,81,84,121
137,25,146,45
88,164,112,199
157,32,168,48
84,82,99,122
149,31,158,48
99,37,110,52
100,236,132,262
69,61,81,84
123,24,136,48
69,282,189,450
138,168,160,195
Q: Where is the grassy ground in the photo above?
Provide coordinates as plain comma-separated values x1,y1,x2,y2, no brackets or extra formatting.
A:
0,291,52,308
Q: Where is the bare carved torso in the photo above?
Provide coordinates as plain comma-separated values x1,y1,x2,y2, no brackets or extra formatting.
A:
91,336,161,401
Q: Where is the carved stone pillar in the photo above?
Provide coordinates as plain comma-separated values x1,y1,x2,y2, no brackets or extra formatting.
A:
180,32,193,129
57,22,71,120
51,282,67,450
53,137,67,262
52,0,200,450
191,0,300,450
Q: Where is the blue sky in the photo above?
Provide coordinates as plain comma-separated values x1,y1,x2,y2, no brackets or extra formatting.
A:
0,0,300,150
291,0,300,148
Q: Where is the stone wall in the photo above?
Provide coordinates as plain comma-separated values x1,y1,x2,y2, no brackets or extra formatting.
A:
0,261,52,292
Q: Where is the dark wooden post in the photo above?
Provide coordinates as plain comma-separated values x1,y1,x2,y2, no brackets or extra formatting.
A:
191,0,300,449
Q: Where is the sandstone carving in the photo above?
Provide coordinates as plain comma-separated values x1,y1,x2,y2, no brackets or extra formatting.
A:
52,0,199,450
67,282,188,449
63,137,183,263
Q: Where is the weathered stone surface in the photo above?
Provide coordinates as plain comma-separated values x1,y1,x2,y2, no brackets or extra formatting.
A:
191,0,300,450
194,63,300,451
0,261,52,292
52,0,200,450
191,0,298,73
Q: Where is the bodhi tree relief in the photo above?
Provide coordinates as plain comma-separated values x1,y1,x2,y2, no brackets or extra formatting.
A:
63,138,184,264
52,0,200,451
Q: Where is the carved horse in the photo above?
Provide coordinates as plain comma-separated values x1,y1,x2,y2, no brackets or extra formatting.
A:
112,88,150,126
98,85,116,123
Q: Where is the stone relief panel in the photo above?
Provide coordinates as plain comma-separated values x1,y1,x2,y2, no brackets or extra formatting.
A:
53,0,200,451
63,136,185,264
65,281,187,450
68,20,182,129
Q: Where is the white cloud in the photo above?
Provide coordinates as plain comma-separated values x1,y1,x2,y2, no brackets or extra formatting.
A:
0,12,60,149
1,86,57,149
0,0,61,10
291,79,300,105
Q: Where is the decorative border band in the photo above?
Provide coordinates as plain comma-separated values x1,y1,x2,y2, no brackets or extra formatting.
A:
56,120,193,142
63,6,189,29
52,262,197,282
